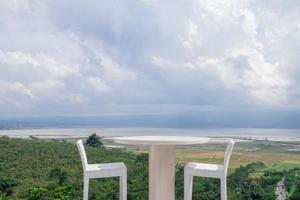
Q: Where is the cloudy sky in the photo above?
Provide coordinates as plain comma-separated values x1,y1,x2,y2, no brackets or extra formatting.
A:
0,0,300,126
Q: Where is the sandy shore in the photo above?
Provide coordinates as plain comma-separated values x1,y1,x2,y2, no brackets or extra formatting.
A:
0,127,300,142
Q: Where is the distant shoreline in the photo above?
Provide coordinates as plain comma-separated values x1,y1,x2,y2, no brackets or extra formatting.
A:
0,127,300,142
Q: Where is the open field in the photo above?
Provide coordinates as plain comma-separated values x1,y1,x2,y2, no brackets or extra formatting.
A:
175,149,300,172
125,140,300,172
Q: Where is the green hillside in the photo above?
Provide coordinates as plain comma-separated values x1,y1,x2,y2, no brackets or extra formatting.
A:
0,137,299,200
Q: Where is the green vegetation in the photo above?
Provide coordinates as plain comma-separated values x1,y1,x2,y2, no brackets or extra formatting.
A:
48,169,68,186
85,134,104,148
0,178,18,197
0,136,299,199
282,169,300,199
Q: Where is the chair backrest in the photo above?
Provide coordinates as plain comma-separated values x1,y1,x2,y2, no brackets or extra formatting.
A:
76,140,88,170
223,139,235,174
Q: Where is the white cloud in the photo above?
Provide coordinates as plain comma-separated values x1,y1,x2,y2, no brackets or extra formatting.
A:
0,0,299,116
0,51,79,80
86,77,110,92
0,0,138,113
147,0,298,106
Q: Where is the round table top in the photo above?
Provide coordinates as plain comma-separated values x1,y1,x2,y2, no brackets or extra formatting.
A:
113,136,210,145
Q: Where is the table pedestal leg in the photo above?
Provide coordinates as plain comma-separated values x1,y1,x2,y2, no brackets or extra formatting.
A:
149,145,176,200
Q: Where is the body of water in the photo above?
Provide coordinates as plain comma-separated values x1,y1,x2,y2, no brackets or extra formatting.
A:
0,127,300,141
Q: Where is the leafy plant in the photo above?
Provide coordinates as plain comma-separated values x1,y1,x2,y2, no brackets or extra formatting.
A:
85,133,104,148
0,195,11,200
48,168,68,186
51,185,74,200
0,178,18,196
27,187,48,200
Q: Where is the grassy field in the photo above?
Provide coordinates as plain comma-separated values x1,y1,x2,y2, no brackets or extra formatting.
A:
128,140,300,172
175,149,300,172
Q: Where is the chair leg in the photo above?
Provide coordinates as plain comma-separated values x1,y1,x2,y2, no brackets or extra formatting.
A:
221,177,227,200
184,174,193,200
120,175,127,200
84,176,89,200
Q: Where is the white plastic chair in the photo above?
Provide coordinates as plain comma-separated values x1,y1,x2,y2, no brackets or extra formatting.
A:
184,139,235,200
76,140,127,200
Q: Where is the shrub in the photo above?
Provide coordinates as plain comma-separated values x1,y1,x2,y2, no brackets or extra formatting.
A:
0,178,18,197
85,133,104,148
0,195,11,200
48,168,68,186
27,187,48,200
51,185,74,200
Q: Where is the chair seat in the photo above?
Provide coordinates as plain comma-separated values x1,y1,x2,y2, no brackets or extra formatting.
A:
185,162,224,178
186,162,223,171
87,162,126,172
85,162,126,178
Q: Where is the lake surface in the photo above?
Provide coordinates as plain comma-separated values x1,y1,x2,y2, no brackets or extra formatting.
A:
0,127,300,141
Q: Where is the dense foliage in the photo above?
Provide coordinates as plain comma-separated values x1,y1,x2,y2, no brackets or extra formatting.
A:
281,168,300,199
0,137,299,199
85,134,104,148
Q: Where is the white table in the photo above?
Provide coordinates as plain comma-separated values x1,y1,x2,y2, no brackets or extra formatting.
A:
114,136,210,200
